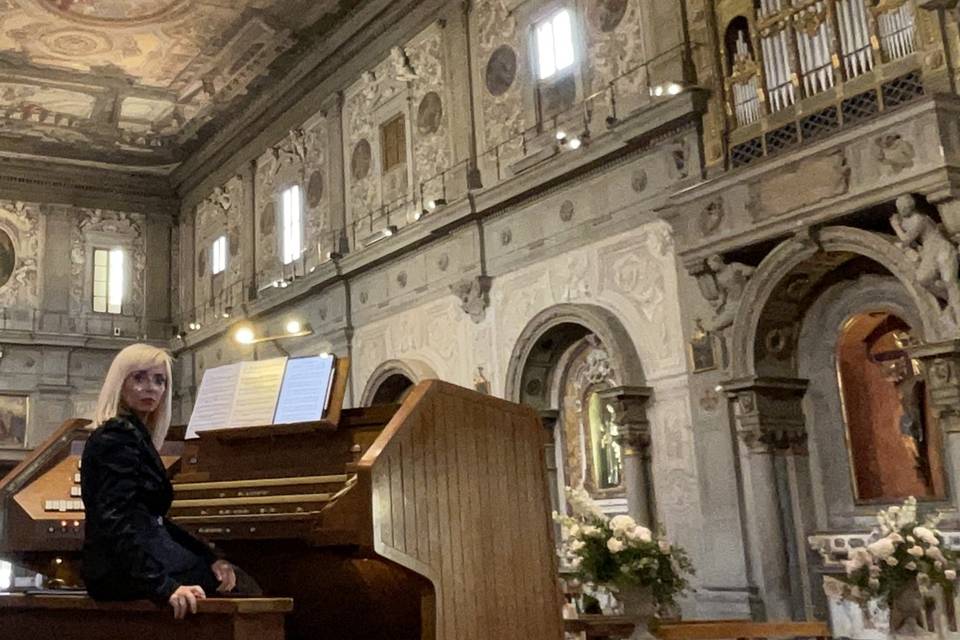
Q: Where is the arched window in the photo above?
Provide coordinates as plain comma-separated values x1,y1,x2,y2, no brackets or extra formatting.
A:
836,311,945,501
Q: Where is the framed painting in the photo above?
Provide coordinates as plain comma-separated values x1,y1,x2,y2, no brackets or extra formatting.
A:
0,395,28,448
688,328,718,373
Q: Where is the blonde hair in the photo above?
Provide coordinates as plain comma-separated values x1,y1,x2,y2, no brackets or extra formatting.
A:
95,343,173,450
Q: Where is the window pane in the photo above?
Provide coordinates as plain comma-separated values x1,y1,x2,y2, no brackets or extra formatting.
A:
108,249,124,312
93,249,107,267
537,21,556,79
212,235,226,274
93,296,105,313
93,281,107,298
282,186,302,264
553,10,575,72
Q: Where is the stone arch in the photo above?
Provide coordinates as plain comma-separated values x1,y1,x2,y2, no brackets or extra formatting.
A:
359,358,438,407
504,303,646,408
729,226,944,380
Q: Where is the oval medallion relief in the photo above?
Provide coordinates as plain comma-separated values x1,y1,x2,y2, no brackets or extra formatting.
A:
38,0,189,26
0,230,14,289
260,202,276,236
485,45,517,97
307,169,325,208
351,140,372,181
590,0,628,32
417,92,443,135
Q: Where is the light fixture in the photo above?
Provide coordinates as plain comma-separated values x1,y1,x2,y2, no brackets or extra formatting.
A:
326,251,343,261
650,82,685,97
187,321,202,331
419,198,448,219
568,137,582,150
231,320,313,345
221,306,233,319
232,322,255,345
362,225,398,247
555,130,567,141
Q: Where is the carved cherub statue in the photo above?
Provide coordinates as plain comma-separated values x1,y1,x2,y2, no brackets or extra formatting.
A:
889,194,960,326
389,46,418,82
702,254,755,331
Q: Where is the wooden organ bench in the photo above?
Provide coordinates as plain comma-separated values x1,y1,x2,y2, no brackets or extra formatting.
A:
0,595,292,640
0,378,562,640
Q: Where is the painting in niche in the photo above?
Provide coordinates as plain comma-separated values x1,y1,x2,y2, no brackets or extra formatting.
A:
836,312,946,501
0,395,27,448
0,229,14,289
590,0,628,32
485,45,517,97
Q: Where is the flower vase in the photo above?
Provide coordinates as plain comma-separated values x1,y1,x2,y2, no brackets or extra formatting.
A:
617,585,657,640
888,580,934,639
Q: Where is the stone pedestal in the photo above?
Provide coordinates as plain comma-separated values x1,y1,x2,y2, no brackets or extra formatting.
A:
598,386,654,527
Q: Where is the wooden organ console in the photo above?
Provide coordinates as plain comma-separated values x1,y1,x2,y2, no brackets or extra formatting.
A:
0,377,563,640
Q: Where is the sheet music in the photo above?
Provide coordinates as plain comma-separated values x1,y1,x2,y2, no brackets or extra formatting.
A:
230,357,287,427
273,354,336,424
185,362,242,438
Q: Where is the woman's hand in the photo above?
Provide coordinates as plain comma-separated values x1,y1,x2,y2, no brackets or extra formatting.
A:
211,559,236,593
168,585,205,619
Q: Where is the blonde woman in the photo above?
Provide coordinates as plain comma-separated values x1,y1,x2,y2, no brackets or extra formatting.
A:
81,344,240,618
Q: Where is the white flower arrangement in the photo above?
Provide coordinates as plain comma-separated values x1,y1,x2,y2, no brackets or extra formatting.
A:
554,486,693,611
824,497,959,606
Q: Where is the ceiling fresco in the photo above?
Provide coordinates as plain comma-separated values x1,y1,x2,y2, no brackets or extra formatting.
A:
0,0,346,169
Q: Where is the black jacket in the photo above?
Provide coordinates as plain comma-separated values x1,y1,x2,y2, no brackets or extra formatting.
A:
81,414,216,603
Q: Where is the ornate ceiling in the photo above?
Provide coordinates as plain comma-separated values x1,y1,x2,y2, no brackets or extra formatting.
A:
0,0,346,170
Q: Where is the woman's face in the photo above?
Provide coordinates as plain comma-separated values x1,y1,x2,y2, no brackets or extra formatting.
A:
121,364,167,419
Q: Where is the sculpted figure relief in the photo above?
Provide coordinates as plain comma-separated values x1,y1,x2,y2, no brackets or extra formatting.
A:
889,194,960,326
700,254,755,331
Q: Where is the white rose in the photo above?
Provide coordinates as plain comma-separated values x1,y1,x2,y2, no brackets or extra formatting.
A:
607,538,625,553
868,578,880,590
570,539,585,552
914,526,939,546
946,570,957,581
906,561,918,571
867,538,896,558
886,556,899,566
658,540,671,553
908,545,924,557
822,577,845,599
581,525,600,537
610,515,637,534
626,526,652,543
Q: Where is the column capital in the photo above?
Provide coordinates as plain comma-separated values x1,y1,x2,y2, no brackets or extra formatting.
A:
721,376,809,454
597,386,653,454
910,340,960,432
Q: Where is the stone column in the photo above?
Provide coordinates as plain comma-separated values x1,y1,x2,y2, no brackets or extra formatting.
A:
722,376,809,621
909,339,960,500
598,386,655,526
539,409,561,516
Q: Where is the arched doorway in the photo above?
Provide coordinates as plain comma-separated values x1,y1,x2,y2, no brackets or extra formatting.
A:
506,304,648,519
722,226,951,620
360,359,437,407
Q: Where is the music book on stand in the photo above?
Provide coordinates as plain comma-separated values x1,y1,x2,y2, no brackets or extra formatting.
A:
185,354,338,439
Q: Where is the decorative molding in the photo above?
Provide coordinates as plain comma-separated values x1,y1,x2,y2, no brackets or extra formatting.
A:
450,275,492,323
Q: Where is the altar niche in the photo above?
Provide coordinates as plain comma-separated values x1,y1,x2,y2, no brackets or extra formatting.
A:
836,311,945,502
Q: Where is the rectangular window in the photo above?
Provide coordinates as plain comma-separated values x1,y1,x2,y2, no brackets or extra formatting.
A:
211,235,227,275
281,185,302,265
92,247,124,314
380,114,406,173
536,8,575,80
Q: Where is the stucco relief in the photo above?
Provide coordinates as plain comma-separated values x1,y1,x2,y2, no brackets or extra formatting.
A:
0,200,42,309
585,0,646,99
302,117,329,257
254,153,280,279
195,174,244,306
407,26,451,204
474,0,525,153
70,208,144,315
